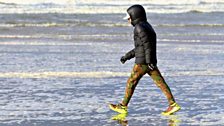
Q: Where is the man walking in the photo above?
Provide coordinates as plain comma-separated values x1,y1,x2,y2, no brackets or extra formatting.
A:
109,4,180,115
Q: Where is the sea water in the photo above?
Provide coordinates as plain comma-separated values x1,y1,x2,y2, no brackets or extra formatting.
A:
0,0,224,125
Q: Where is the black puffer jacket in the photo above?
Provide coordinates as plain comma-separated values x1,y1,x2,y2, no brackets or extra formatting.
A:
124,5,157,65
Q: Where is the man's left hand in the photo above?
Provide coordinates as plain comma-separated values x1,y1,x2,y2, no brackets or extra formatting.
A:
148,64,155,71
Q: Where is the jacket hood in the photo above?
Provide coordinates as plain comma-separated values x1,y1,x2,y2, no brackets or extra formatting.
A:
127,5,147,26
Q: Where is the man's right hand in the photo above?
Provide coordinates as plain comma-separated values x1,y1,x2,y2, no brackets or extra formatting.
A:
120,56,127,64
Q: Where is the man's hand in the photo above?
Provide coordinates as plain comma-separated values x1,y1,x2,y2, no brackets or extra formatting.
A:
120,56,127,64
148,64,155,70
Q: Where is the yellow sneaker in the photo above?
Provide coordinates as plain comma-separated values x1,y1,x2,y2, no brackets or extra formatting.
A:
111,113,127,121
109,103,128,114
161,102,181,116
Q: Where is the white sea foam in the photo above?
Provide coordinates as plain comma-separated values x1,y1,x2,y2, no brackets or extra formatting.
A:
0,72,129,78
0,0,75,5
0,0,224,14
1,0,223,5
0,35,223,45
0,70,223,78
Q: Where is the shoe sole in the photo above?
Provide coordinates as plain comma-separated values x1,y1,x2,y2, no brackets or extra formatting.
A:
111,113,128,120
109,104,128,114
161,106,181,116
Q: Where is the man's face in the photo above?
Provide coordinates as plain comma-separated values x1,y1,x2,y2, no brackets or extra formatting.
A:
128,17,131,24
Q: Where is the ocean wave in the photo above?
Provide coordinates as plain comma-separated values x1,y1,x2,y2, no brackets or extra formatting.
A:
0,0,224,14
156,24,224,27
158,39,224,44
1,0,223,6
0,33,129,42
0,22,129,28
0,2,16,5
0,0,75,5
0,41,108,46
0,22,223,29
0,23,66,28
0,34,224,44
0,6,223,14
0,72,129,78
0,70,223,78
160,33,224,36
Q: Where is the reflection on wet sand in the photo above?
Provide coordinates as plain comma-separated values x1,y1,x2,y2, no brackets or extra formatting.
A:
111,113,181,126
111,113,128,126
167,115,181,126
